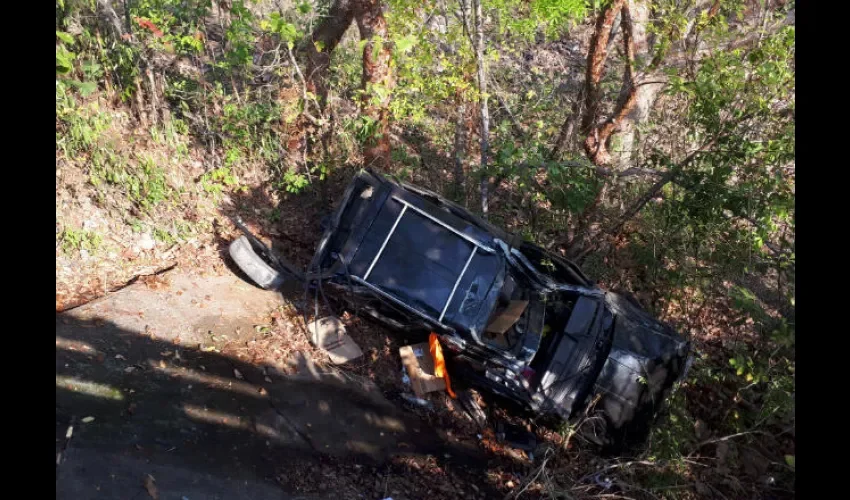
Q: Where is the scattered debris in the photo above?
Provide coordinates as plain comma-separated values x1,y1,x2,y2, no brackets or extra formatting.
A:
400,393,432,408
457,390,487,429
485,300,529,334
306,316,363,364
56,423,75,470
143,474,159,499
399,342,445,398
138,233,156,251
496,421,537,453
593,473,614,490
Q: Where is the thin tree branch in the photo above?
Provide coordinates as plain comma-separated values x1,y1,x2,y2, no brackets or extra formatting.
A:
607,136,719,236
286,45,322,126
492,82,527,139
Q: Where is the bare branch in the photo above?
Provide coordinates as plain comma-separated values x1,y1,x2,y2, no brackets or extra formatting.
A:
551,159,667,179
286,45,322,126
492,82,527,140
607,136,719,236
95,0,126,40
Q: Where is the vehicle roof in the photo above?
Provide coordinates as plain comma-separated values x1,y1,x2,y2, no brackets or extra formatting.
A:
330,171,507,339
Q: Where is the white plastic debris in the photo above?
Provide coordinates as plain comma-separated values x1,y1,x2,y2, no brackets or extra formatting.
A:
593,474,613,490
400,393,431,407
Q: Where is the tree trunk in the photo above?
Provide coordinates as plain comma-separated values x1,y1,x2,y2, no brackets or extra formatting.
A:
145,66,160,127
133,74,149,127
472,0,490,216
354,0,394,169
548,89,583,160
582,0,638,166
579,0,625,140
303,0,355,109
460,0,471,39
95,0,125,40
610,0,662,167
452,99,467,201
288,0,355,177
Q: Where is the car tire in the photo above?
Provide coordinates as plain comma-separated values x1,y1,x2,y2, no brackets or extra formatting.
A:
228,236,286,290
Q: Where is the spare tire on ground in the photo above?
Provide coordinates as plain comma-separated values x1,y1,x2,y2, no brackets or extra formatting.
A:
228,235,285,290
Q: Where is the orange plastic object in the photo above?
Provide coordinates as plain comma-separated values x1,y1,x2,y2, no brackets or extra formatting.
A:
429,333,457,398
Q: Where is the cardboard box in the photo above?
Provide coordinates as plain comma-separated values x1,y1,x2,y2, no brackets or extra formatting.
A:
399,342,446,397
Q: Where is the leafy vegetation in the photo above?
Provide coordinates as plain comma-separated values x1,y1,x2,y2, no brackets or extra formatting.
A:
57,0,794,497
58,226,103,254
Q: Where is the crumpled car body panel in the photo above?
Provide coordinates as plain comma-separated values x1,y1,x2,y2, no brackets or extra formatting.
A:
301,170,690,447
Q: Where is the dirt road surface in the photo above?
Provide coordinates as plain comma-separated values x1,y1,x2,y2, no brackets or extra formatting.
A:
56,271,488,499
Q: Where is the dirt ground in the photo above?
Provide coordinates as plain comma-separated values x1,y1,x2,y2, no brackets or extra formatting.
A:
56,264,549,499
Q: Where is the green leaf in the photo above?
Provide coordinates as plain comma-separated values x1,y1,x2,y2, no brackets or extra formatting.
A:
69,80,98,96
395,36,415,54
56,47,76,74
56,31,74,44
784,455,795,470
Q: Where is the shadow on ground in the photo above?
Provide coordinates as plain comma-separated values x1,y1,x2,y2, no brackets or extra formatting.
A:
56,308,498,499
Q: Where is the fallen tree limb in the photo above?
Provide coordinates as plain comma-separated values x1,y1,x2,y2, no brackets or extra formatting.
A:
56,262,178,313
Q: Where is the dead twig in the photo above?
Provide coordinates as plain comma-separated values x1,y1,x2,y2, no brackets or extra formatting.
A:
506,448,564,500
57,263,178,313
577,460,660,484
689,430,769,455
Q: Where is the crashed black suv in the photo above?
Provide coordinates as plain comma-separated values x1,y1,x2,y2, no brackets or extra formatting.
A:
229,169,691,448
